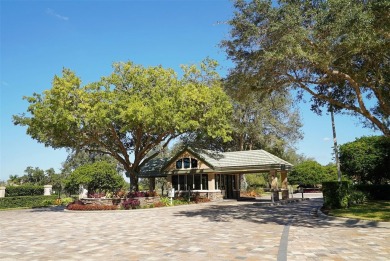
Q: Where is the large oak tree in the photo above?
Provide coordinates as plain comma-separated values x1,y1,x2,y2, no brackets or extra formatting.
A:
222,0,390,136
14,60,232,190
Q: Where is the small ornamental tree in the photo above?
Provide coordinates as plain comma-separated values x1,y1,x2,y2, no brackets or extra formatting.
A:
14,59,232,191
64,161,125,195
289,160,326,187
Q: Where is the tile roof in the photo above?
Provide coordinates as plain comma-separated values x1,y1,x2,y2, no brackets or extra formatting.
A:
196,149,293,169
139,148,293,177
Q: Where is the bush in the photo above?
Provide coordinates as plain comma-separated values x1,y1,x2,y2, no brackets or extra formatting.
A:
5,185,44,197
354,184,390,200
153,201,166,208
122,198,140,209
348,190,367,206
322,181,352,209
0,195,57,209
127,191,158,198
60,197,74,205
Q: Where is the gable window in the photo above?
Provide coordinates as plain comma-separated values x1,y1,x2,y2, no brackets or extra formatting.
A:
191,158,198,168
183,158,190,168
175,157,198,169
176,159,182,169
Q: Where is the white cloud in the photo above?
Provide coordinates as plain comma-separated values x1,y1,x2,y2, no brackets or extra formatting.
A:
46,8,69,21
323,137,331,142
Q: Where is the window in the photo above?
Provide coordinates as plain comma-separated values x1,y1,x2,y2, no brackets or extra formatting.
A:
175,157,198,169
191,158,198,168
183,158,190,168
171,174,208,191
176,159,182,169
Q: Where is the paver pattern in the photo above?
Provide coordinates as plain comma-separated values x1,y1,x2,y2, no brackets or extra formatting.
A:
0,196,389,261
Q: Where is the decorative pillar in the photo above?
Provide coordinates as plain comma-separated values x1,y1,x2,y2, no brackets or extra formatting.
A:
0,187,5,198
44,185,52,196
79,185,88,199
281,170,289,200
208,173,215,190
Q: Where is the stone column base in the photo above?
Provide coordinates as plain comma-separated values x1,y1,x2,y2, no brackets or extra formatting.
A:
272,191,280,201
281,189,289,200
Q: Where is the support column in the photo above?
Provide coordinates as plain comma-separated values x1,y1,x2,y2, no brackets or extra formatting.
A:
269,169,279,201
281,170,288,200
0,187,5,198
44,185,52,196
208,173,215,190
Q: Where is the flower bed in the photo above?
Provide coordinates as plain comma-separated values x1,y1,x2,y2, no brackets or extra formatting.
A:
67,200,118,211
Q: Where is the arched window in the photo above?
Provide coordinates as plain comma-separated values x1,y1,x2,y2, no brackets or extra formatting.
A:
175,157,198,169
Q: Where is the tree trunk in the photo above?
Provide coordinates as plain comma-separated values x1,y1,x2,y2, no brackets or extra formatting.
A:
330,108,342,182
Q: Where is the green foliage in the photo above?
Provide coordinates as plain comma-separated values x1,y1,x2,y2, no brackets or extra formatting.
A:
354,184,390,200
322,181,352,209
60,197,74,205
289,160,328,186
245,174,267,188
64,161,125,194
5,185,44,197
223,0,390,136
339,136,390,184
61,151,119,175
322,163,339,182
14,60,232,191
181,85,303,156
0,195,57,209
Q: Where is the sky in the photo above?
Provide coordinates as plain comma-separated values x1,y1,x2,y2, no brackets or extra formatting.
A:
0,0,380,182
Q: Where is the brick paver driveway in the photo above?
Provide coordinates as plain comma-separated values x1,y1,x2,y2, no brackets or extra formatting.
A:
0,198,389,261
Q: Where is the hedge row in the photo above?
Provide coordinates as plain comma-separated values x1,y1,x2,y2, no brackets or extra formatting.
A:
5,185,44,197
322,181,352,209
0,195,57,209
354,184,390,200
322,182,390,209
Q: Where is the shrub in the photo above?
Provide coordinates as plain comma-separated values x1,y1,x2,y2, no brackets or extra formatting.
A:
0,195,57,209
122,198,140,209
159,197,171,206
126,191,158,198
5,185,44,197
354,184,390,200
322,181,352,209
348,190,367,206
153,201,165,208
60,197,74,205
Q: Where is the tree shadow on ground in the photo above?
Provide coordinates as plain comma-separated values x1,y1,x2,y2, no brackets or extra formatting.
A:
30,205,66,212
174,199,388,229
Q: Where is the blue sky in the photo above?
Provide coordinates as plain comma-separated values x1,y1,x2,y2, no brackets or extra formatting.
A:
0,0,380,181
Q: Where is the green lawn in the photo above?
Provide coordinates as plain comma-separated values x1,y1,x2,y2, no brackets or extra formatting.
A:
329,201,390,222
